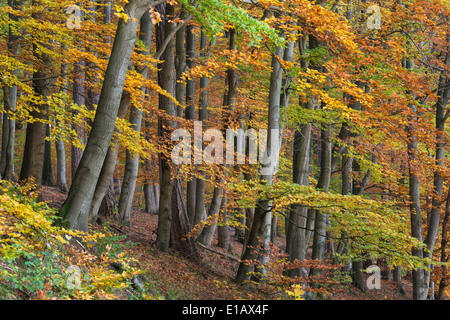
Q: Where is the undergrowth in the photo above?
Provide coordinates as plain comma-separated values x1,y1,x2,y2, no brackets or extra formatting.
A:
0,180,151,300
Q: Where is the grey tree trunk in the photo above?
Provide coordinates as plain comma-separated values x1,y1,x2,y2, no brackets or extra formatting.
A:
55,137,68,192
412,38,450,299
1,86,16,181
117,10,153,226
309,120,332,286
177,9,197,227
156,2,177,252
20,35,51,185
437,190,450,299
58,0,156,231
1,0,23,181
41,124,54,186
285,33,321,279
1,3,16,179
117,105,142,226
143,120,158,214
286,120,313,278
192,30,213,226
89,92,131,223
198,186,222,247
170,178,201,260
85,0,100,120
217,193,234,254
236,34,284,285
71,57,86,180
55,52,69,192
404,57,428,300
216,29,238,254
144,183,158,213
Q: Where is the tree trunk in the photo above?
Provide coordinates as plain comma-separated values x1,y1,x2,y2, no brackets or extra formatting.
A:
404,57,428,300
197,185,222,247
71,57,86,180
426,41,450,298
1,86,16,181
1,0,23,181
286,111,313,278
309,121,332,286
117,10,153,226
217,193,234,254
236,34,284,285
89,92,131,223
156,2,177,252
178,9,196,226
192,30,212,226
437,190,450,299
58,0,155,231
20,28,51,185
117,105,142,226
55,46,69,192
41,124,54,186
170,178,201,260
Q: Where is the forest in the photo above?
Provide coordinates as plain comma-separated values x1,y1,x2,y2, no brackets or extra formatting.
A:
0,0,449,302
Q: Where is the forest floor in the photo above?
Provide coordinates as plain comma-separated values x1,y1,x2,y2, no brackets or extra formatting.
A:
39,186,415,300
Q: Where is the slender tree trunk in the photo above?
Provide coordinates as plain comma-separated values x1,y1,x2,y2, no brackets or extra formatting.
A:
85,0,100,121
117,10,153,226
170,178,201,260
192,29,212,226
425,40,450,297
404,57,428,300
236,32,284,284
41,124,54,186
88,92,131,223
55,137,68,192
0,114,7,177
143,120,158,214
437,190,450,299
216,29,238,254
117,105,142,226
1,86,16,181
71,57,86,180
55,49,69,192
177,9,197,227
156,2,177,252
309,120,332,287
1,0,23,181
20,30,51,185
217,193,234,253
285,106,314,278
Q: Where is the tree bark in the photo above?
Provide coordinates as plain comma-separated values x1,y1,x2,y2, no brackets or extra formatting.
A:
20,30,51,185
58,0,155,231
117,105,143,226
236,33,284,285
198,186,222,247
170,178,201,260
217,193,234,254
1,0,23,181
309,121,332,280
117,10,153,226
88,92,131,223
41,124,54,186
55,50,69,192
404,57,428,300
71,57,86,180
156,2,177,252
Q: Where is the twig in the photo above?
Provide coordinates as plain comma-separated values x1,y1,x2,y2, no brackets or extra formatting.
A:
196,242,240,262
